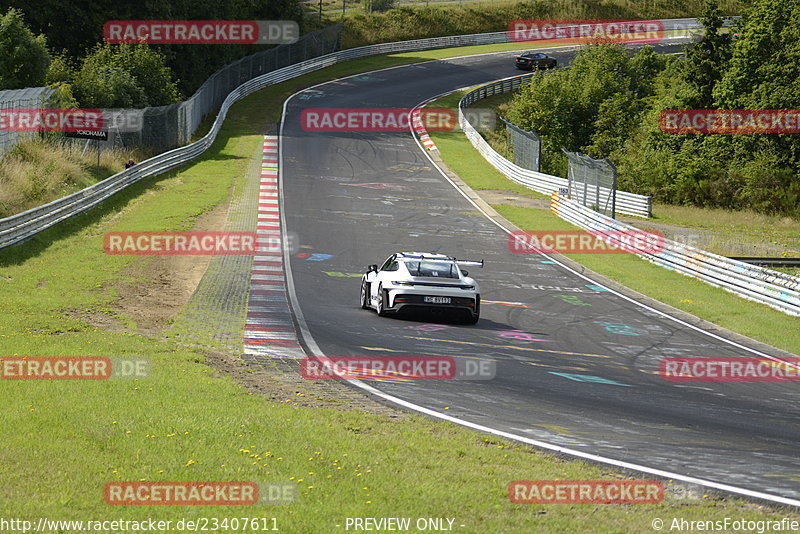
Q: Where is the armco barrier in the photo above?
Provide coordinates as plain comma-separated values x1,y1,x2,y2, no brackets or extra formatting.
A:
548,192,800,316
0,18,702,249
458,76,653,217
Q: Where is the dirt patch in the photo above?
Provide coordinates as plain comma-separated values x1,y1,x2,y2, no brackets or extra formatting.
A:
72,202,229,337
480,189,551,210
206,351,407,417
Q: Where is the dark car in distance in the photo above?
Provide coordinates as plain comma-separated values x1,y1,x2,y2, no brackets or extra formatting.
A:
515,52,557,70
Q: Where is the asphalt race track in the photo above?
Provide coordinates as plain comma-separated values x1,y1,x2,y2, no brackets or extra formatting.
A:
278,41,800,503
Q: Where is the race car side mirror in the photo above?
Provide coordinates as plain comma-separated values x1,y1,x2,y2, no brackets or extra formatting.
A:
461,270,469,276
367,264,378,272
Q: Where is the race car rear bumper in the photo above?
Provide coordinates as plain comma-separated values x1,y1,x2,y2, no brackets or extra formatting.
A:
386,291,477,316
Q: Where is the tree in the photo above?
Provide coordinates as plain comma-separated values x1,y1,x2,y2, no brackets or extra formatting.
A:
714,0,800,109
681,0,732,108
0,7,50,89
507,44,667,173
72,43,180,108
45,51,74,85
0,0,304,95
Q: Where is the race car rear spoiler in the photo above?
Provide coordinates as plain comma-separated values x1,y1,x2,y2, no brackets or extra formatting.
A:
454,259,484,268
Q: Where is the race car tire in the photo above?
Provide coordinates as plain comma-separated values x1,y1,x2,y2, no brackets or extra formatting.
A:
376,284,390,316
360,280,370,309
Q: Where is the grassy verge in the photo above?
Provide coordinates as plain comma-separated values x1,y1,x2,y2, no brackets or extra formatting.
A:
0,42,797,530
0,139,150,218
426,92,800,356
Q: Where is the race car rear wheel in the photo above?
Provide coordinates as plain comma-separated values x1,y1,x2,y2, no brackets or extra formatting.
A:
360,280,370,309
376,284,390,316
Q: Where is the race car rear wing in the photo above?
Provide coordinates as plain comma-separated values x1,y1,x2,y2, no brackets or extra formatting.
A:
454,259,484,268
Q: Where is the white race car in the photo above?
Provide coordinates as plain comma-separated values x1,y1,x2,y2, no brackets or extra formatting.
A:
360,252,483,324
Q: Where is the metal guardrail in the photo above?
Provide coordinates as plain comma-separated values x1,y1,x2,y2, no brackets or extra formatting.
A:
458,74,653,217
730,257,800,268
549,192,800,317
0,19,702,249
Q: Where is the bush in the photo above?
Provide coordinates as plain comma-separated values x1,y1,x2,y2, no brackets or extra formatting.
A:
72,43,181,108
362,0,395,13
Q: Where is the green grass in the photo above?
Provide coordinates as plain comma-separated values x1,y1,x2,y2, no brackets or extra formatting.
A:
1,41,798,531
425,92,800,356
0,139,151,218
652,203,800,251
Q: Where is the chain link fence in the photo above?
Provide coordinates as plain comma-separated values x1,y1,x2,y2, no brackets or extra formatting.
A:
562,149,618,219
115,23,342,151
2,25,342,156
500,116,540,172
0,87,57,156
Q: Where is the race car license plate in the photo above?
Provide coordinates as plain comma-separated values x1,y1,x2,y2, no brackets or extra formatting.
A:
424,296,451,304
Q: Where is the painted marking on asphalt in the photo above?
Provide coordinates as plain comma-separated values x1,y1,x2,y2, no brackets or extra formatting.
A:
387,163,431,172
482,300,531,308
585,284,610,292
404,323,451,332
554,295,591,306
343,183,407,190
534,424,577,435
359,346,409,353
638,369,662,375
594,321,646,336
323,271,362,278
524,362,590,372
496,330,554,342
548,372,634,387
531,285,594,293
306,253,334,261
405,336,612,359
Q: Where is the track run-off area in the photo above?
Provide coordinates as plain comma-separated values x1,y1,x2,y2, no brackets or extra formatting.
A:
257,40,800,507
